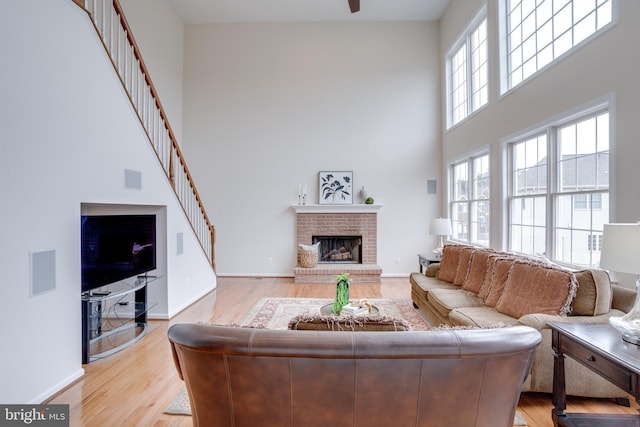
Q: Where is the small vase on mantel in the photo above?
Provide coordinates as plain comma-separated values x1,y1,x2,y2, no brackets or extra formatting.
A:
332,273,352,315
359,186,368,204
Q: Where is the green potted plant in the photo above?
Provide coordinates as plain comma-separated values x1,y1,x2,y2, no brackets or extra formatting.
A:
332,273,352,315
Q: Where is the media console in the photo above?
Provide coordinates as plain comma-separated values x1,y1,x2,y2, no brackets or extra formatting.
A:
81,275,158,364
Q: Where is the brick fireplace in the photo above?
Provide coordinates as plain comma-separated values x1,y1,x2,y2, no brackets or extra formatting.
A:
292,204,382,283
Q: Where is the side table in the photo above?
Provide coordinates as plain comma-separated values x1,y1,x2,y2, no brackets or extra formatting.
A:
549,322,640,427
417,253,440,274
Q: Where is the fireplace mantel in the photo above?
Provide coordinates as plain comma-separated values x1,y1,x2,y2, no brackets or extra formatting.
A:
291,204,382,214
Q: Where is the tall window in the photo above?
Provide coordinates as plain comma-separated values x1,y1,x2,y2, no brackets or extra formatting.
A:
508,109,610,267
502,0,613,92
447,9,488,128
510,135,548,256
450,153,490,246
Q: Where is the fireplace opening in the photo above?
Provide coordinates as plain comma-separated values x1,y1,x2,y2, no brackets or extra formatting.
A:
312,236,362,264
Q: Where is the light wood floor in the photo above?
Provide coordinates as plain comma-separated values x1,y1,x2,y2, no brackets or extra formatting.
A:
47,277,639,426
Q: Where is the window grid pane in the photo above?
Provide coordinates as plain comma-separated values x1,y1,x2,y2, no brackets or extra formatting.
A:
508,109,610,268
451,45,468,125
447,14,488,128
512,135,547,196
470,20,488,112
553,112,609,268
450,154,490,246
510,196,546,256
505,0,612,90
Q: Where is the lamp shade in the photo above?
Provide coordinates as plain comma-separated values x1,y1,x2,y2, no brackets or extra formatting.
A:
600,223,640,275
430,218,452,236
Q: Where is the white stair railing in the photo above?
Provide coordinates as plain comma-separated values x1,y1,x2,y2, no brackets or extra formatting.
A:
75,0,216,270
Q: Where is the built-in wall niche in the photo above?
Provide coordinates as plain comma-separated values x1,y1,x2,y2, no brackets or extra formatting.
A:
312,236,361,264
80,202,168,319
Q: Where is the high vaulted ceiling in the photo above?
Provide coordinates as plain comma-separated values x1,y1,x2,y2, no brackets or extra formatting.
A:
166,0,450,24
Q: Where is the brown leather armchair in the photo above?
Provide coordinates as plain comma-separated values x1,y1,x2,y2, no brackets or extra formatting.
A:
168,324,541,427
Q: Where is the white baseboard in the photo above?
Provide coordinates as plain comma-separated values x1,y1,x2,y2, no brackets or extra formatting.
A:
218,273,295,278
31,368,84,404
217,273,411,278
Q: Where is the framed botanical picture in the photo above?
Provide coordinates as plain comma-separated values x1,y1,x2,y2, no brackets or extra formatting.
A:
318,171,353,204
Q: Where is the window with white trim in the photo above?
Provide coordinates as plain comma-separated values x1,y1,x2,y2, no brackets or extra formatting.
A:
446,9,488,128
501,0,613,92
508,109,610,267
450,153,490,246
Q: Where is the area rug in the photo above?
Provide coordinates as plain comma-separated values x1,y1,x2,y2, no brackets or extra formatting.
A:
164,388,190,415
239,297,432,330
164,388,527,425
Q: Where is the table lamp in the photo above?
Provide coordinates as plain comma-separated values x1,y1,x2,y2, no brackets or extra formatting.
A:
600,222,640,344
430,218,452,259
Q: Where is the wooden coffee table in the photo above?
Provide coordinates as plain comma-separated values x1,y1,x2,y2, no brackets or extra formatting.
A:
549,322,640,427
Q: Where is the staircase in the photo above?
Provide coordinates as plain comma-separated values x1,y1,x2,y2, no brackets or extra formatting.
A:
73,0,215,271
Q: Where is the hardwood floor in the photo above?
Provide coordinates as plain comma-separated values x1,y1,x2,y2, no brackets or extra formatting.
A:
47,277,639,426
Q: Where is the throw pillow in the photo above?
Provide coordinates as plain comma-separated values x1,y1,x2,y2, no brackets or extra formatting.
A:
478,254,503,300
462,248,495,293
571,269,613,316
484,257,517,307
436,244,466,283
453,247,476,286
495,261,577,318
425,263,440,278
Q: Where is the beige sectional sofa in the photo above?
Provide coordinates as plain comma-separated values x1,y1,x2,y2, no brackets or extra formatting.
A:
410,244,637,398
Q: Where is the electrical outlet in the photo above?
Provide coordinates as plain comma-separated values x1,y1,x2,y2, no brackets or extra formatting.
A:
267,257,273,264
395,257,401,265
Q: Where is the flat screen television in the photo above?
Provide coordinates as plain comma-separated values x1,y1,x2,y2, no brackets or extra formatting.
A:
81,214,156,294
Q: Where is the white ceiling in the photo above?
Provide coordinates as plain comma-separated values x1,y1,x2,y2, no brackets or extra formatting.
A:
166,0,451,24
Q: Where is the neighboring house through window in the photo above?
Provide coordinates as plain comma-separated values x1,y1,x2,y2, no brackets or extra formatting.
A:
508,106,610,268
450,153,490,246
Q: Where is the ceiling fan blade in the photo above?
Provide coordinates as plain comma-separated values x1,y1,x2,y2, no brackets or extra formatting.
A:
348,0,360,13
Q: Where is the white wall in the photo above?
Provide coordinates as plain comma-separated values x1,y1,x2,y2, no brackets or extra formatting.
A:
439,1,640,250
0,0,215,403
120,0,185,142
182,22,442,276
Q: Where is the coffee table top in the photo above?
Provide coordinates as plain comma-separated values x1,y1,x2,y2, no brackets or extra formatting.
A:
320,303,379,317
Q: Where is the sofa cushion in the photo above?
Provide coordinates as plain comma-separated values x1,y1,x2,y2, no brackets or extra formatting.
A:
571,269,612,316
436,244,467,282
495,261,577,318
410,272,459,299
462,249,495,293
453,247,476,285
427,289,484,317
448,306,521,328
484,257,517,307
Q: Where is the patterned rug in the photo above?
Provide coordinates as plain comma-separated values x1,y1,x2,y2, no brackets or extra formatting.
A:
238,297,432,330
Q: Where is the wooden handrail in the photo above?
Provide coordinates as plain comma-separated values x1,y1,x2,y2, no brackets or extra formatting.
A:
74,0,215,271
